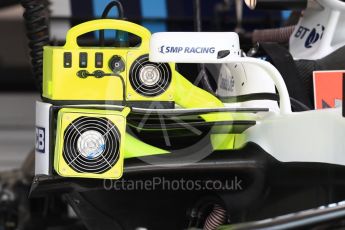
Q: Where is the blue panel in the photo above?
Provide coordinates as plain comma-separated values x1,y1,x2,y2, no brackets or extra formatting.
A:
282,10,292,21
140,0,167,32
92,0,118,38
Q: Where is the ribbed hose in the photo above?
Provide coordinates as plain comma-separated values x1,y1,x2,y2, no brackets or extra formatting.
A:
252,25,295,44
21,0,50,92
203,204,227,230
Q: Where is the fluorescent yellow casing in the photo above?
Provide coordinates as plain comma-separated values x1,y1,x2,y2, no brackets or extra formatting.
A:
44,19,249,160
54,107,130,179
43,19,175,103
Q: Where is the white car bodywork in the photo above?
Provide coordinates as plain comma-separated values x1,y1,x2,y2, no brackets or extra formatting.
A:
150,31,345,166
290,0,345,60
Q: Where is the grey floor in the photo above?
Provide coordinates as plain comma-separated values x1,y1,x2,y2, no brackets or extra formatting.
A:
0,93,39,171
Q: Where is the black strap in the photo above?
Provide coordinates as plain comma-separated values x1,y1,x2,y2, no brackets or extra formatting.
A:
260,43,313,108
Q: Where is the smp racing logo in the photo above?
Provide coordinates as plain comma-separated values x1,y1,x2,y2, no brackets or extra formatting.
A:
159,46,215,54
294,24,325,49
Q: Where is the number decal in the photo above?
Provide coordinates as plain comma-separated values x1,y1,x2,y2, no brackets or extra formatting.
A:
35,127,45,153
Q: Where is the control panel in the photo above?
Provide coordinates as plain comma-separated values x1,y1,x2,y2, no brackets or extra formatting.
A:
42,19,176,107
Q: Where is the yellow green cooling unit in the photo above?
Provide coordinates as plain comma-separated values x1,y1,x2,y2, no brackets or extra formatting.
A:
53,107,130,179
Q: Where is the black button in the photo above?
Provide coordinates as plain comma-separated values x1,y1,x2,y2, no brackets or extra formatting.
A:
95,52,103,68
109,55,125,73
79,52,88,68
217,50,230,59
64,52,72,68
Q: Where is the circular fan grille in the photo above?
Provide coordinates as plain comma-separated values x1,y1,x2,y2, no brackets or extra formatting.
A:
129,55,172,97
63,116,121,174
